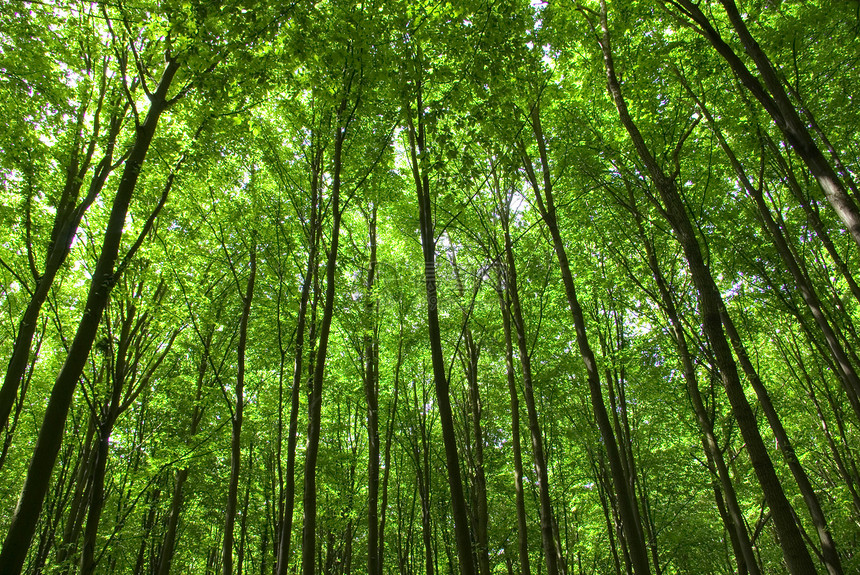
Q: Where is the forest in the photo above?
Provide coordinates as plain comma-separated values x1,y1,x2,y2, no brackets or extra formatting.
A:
1,0,859,574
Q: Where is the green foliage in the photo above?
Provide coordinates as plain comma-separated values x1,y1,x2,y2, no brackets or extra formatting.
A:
1,1,859,574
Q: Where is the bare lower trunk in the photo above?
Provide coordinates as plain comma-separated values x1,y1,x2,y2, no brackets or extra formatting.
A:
301,93,349,575
275,145,321,575
501,216,564,575
364,203,381,575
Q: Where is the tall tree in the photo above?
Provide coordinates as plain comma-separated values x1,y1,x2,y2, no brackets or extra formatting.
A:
301,77,354,575
403,41,478,575
590,2,817,572
519,101,650,575
0,55,182,574
221,238,257,575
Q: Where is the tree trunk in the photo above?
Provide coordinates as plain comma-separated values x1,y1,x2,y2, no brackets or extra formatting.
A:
0,92,124,440
521,93,647,573
625,187,760,575
500,212,564,575
666,0,860,252
377,311,404,575
156,326,211,575
778,333,860,517
760,133,860,310
450,250,491,575
222,244,257,575
404,56,476,575
132,488,161,575
720,307,842,575
685,87,846,574
417,414,434,575
690,81,860,426
363,202,381,575
301,91,349,575
275,143,322,575
237,441,253,575
497,285,532,575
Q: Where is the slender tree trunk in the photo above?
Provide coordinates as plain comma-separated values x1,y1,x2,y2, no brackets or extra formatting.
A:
625,189,761,575
55,415,98,571
497,285,532,575
521,93,647,573
77,416,115,575
223,244,257,575
590,452,624,575
404,56,476,575
0,319,44,473
377,311,403,575
302,91,349,575
363,202,381,575
80,296,137,575
32,437,79,575
155,469,187,575
156,326,211,575
411,380,434,575
778,334,860,517
690,82,860,426
717,0,860,249
501,214,564,575
598,318,652,575
133,488,161,575
450,250,491,575
275,144,322,575
720,308,843,575
759,133,860,310
237,441,253,575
